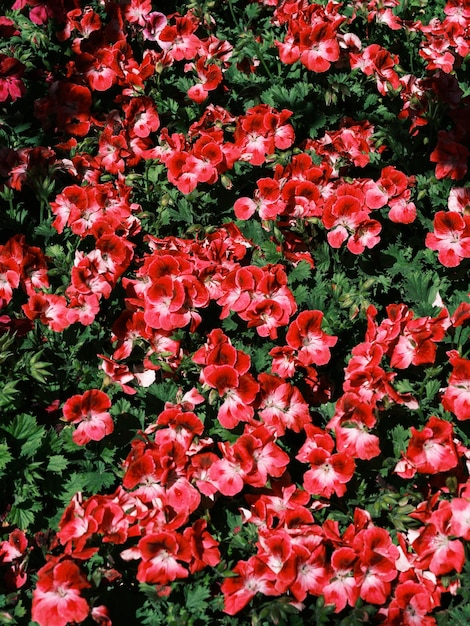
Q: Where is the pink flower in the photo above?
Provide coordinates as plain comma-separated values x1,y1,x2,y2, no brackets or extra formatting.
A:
32,559,90,626
442,352,470,420
0,54,26,102
286,310,337,367
62,389,113,445
425,211,470,267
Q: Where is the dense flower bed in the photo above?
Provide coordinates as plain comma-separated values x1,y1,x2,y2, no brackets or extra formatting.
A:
1,0,470,623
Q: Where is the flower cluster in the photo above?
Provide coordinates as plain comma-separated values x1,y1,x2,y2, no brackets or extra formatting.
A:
1,0,470,624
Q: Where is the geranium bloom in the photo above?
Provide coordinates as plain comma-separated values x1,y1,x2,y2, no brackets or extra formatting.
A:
299,23,341,73
394,416,459,478
221,556,277,615
442,351,470,420
0,258,20,306
75,47,123,91
22,293,70,332
301,448,355,498
0,529,28,589
298,429,356,499
383,580,438,625
430,131,470,180
322,183,380,253
134,531,192,585
286,310,337,366
328,393,380,460
257,373,311,435
209,440,255,496
183,519,221,574
425,211,470,267
36,80,92,137
62,389,113,446
389,309,449,369
353,527,399,604
350,43,400,95
323,547,360,612
0,54,26,102
123,96,160,138
31,559,90,626
412,504,465,576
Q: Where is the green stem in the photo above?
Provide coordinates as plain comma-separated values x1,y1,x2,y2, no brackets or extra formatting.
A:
227,0,237,26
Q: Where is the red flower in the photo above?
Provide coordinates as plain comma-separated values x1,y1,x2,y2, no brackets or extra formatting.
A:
394,416,459,478
76,47,123,92
425,210,470,266
0,54,26,102
328,393,381,460
22,293,70,332
301,448,355,498
0,529,28,590
123,96,160,138
221,556,277,615
350,44,400,96
299,23,340,73
183,519,221,574
383,580,437,625
0,258,20,307
62,389,113,446
430,131,470,180
257,373,311,435
157,13,202,61
36,81,92,137
32,559,90,626
323,547,360,612
389,309,449,369
135,531,191,585
286,310,337,367
442,351,470,420
412,503,465,576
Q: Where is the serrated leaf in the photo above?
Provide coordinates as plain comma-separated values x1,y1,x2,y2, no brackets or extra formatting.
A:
363,93,379,110
6,414,43,440
394,379,414,394
46,455,69,473
33,221,57,238
7,505,36,530
391,424,410,459
222,315,239,332
59,473,89,504
81,471,116,493
184,585,211,614
424,379,441,402
147,380,179,403
0,442,12,474
251,346,270,373
0,381,19,408
259,240,282,263
293,283,310,306
289,260,312,283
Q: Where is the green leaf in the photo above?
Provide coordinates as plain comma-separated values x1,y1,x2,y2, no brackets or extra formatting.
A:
221,315,239,333
0,381,19,409
7,505,36,530
0,442,12,475
81,470,116,493
184,584,211,614
293,283,310,306
46,455,69,473
391,424,410,459
289,260,313,284
20,427,46,458
251,345,271,373
6,414,44,442
59,472,89,504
